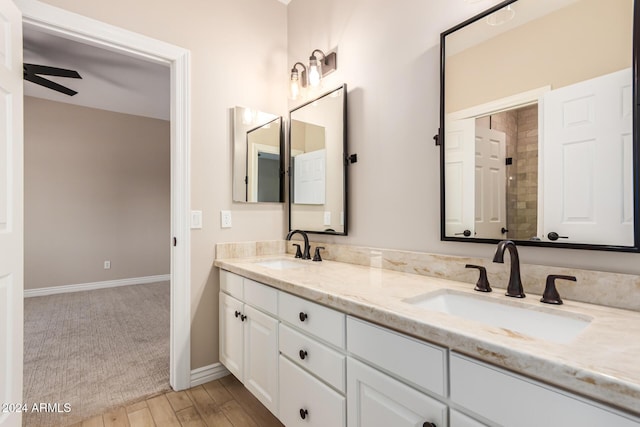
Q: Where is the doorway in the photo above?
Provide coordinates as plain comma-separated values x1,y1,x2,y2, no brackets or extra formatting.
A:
19,0,192,393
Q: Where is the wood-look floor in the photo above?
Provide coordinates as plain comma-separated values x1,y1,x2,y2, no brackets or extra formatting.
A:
68,375,283,427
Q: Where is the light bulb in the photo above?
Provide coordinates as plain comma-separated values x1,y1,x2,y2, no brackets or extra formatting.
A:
308,57,322,87
289,68,301,100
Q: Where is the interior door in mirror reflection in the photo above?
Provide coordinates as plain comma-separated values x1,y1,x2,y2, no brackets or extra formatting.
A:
294,149,326,205
542,68,633,246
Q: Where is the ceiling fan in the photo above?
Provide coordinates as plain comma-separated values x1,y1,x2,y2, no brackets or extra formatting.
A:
23,63,82,96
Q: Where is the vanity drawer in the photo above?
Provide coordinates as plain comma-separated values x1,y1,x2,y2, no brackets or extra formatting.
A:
220,270,243,299
346,316,447,397
243,278,278,316
450,353,640,427
279,291,346,349
279,355,346,427
279,323,346,392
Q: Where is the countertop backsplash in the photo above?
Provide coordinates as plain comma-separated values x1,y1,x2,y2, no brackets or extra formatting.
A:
215,240,640,312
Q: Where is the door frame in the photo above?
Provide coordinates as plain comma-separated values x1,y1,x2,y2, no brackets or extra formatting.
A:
17,0,192,390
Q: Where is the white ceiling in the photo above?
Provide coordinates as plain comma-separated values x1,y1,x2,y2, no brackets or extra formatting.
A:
23,25,170,120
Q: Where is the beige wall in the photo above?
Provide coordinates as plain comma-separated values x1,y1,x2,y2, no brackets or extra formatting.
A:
446,0,632,112
24,96,170,289
287,0,640,274
35,0,289,369
34,0,640,372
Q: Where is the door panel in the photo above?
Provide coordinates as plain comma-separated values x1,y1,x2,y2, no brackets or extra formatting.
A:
0,1,23,426
542,68,633,245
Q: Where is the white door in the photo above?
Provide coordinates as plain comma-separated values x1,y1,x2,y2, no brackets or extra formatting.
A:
219,293,244,380
243,305,279,417
542,68,633,246
293,149,326,205
445,118,475,237
0,1,23,426
346,358,446,427
474,126,506,239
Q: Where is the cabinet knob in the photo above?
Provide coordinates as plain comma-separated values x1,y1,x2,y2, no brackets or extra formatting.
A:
299,312,308,322
234,310,241,318
299,408,308,420
240,314,247,322
299,349,308,360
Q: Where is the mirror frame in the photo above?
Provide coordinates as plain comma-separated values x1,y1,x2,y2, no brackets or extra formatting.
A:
288,84,349,235
439,0,640,252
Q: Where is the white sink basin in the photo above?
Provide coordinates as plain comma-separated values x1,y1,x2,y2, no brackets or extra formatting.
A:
404,290,591,344
253,259,307,270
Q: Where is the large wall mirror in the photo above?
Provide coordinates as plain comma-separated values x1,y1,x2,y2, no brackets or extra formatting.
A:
232,106,284,203
440,0,639,251
289,84,348,234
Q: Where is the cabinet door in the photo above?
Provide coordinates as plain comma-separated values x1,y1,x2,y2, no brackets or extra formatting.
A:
450,410,489,427
347,357,446,427
244,305,279,417
219,292,244,380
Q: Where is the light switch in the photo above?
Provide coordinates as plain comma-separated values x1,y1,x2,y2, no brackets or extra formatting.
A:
191,210,203,229
324,211,331,226
220,210,232,228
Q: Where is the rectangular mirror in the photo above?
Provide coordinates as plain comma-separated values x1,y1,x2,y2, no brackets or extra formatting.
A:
289,84,348,234
232,106,284,203
440,0,639,251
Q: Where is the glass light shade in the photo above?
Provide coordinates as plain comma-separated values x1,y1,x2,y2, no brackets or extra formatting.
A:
308,57,322,87
289,69,301,100
486,5,515,26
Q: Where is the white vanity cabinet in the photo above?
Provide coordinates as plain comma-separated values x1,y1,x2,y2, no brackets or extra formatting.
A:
346,316,447,427
450,353,640,427
219,271,279,416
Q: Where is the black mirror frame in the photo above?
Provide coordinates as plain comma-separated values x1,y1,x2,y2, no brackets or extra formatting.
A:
439,0,640,252
288,84,349,236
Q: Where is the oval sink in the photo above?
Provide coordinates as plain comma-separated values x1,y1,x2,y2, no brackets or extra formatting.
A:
253,259,307,270
404,290,591,344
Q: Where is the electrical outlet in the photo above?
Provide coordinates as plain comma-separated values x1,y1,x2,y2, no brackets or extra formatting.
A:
220,210,232,228
104,260,111,269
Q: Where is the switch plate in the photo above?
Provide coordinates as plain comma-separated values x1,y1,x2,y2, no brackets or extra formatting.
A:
220,210,232,228
191,210,203,229
104,260,111,269
324,211,331,226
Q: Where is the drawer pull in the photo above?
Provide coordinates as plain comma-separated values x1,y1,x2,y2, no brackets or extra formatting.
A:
299,312,308,322
299,408,309,420
299,349,308,360
423,423,436,427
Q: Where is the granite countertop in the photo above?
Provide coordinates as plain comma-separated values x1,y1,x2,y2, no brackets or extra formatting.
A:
214,255,640,417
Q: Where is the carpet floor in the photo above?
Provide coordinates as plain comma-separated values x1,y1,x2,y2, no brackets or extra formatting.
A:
23,281,171,426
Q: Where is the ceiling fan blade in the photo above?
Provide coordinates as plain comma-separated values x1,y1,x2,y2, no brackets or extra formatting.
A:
23,63,82,79
24,73,78,96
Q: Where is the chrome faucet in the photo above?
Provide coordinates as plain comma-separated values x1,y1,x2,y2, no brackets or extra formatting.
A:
492,240,525,298
286,229,311,260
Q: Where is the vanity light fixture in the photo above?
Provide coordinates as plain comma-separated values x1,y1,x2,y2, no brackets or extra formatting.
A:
289,62,307,100
308,49,337,87
486,4,515,26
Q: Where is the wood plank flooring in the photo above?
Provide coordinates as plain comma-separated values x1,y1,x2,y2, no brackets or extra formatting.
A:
67,375,283,427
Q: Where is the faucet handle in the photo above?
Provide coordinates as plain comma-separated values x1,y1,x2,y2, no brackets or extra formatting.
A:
292,243,303,258
541,275,576,305
313,246,325,262
465,264,492,292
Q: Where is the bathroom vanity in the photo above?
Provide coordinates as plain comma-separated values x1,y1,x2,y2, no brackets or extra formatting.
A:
215,249,640,427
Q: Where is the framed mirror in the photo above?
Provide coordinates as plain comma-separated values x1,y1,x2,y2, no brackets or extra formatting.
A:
289,84,348,234
440,0,639,251
232,106,284,203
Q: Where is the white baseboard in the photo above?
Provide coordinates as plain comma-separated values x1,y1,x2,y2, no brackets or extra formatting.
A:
190,363,231,387
24,274,171,298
